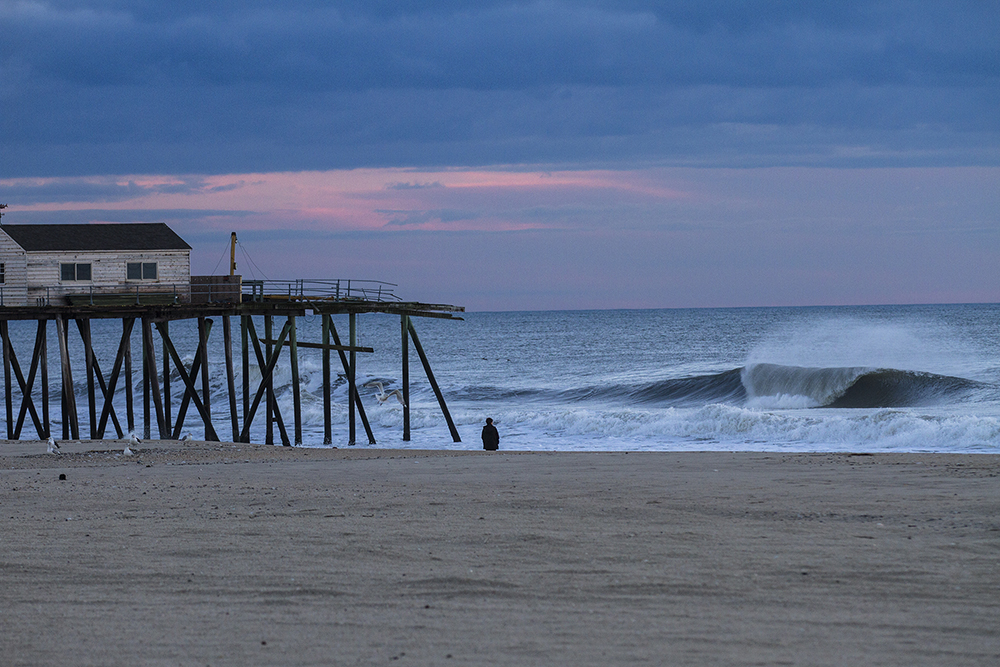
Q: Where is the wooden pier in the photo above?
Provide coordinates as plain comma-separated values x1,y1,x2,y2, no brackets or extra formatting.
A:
0,297,464,446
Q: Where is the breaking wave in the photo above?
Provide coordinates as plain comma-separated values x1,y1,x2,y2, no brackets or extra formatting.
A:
456,364,984,410
742,363,980,409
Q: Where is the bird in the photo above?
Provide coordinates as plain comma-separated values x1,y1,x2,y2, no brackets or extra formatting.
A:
46,436,61,454
180,433,194,441
124,432,140,456
363,381,406,407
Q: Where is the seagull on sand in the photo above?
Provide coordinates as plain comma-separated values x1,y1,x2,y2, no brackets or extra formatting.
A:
46,436,61,454
124,432,140,456
363,381,406,407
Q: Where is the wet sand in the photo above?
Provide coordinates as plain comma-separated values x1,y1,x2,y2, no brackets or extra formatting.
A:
1,440,998,666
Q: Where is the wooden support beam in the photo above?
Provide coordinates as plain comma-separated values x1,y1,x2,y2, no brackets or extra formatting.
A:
75,319,125,439
265,315,273,445
96,317,136,439
40,320,51,440
15,322,48,439
56,316,79,440
142,317,167,439
329,321,376,445
168,320,209,438
349,313,356,445
322,314,332,445
239,320,292,444
2,320,12,439
223,315,239,443
80,318,98,439
241,315,249,429
142,316,151,439
4,321,46,439
401,314,410,442
123,318,134,436
87,350,125,439
244,317,291,446
155,321,219,442
289,315,302,445
198,317,212,425
159,320,210,439
162,321,170,429
408,318,461,443
257,338,374,353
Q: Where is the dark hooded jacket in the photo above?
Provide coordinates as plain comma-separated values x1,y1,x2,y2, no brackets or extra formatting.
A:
481,423,499,451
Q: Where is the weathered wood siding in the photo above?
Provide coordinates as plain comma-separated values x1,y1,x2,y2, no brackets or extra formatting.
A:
0,229,29,306
26,250,191,304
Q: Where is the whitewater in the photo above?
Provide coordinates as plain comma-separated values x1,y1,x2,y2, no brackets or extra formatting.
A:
4,304,1000,452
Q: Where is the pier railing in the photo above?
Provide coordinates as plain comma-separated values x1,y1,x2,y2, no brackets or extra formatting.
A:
7,283,193,307
241,279,400,303
0,279,400,307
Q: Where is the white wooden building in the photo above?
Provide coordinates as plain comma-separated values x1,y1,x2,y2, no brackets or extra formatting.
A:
0,223,191,307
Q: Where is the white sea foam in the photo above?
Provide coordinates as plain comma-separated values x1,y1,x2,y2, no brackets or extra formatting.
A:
461,404,1000,453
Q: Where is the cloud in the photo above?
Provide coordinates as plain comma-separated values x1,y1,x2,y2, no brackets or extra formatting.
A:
2,1,997,176
0,176,253,204
7,208,256,224
379,208,480,227
385,181,445,190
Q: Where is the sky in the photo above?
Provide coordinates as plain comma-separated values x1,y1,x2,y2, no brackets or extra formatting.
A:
2,1,998,311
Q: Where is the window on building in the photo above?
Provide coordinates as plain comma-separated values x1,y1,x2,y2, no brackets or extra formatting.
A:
127,262,157,280
60,263,91,281
0,263,5,284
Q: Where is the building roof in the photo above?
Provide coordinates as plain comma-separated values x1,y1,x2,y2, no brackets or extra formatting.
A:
0,223,191,252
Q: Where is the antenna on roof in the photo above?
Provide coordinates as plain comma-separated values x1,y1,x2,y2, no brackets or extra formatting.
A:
0,204,7,225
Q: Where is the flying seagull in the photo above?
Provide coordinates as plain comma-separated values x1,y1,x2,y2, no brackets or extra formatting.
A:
46,436,61,454
363,381,406,407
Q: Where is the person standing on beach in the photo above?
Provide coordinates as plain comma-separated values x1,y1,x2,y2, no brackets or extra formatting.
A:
481,418,500,451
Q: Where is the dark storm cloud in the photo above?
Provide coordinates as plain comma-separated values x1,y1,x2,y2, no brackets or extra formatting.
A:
3,1,998,176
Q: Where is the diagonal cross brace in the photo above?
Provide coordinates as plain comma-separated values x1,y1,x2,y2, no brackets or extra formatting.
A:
155,322,220,442
168,319,212,439
329,321,376,445
5,321,46,439
243,317,290,445
96,318,135,439
76,319,125,439
408,318,461,443
240,320,292,444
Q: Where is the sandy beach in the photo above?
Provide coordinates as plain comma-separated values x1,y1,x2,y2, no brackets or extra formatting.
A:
1,440,998,666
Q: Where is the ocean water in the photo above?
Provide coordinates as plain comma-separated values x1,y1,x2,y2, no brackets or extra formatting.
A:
4,304,1000,453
